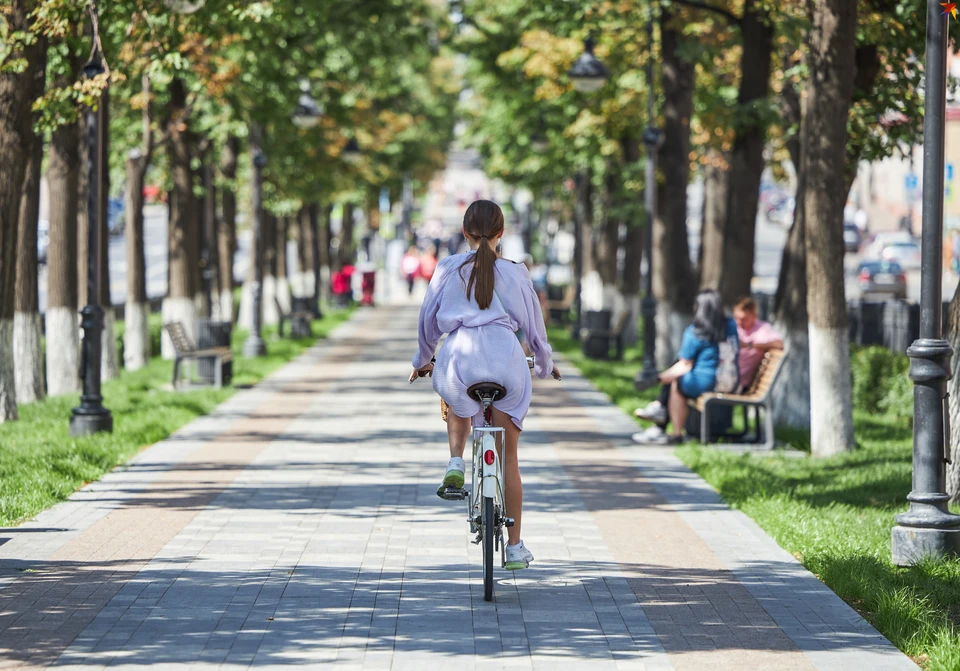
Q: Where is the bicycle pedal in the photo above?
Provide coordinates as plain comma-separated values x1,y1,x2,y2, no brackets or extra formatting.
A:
438,486,468,501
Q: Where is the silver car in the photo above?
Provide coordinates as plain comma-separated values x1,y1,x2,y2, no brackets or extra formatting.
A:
858,260,907,300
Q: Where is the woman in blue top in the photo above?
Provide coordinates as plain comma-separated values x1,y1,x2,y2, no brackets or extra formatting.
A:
633,289,739,444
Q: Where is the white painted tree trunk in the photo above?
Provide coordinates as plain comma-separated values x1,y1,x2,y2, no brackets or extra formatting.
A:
161,296,196,360
46,307,80,396
808,324,855,456
124,301,150,371
0,319,17,421
237,281,253,331
771,321,810,430
275,276,291,314
213,288,234,324
101,309,120,381
655,304,690,369
263,274,279,326
947,328,960,501
13,311,44,404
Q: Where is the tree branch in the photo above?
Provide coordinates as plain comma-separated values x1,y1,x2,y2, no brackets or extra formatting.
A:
673,0,741,26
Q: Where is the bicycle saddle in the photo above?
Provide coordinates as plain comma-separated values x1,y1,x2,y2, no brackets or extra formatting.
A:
468,382,507,399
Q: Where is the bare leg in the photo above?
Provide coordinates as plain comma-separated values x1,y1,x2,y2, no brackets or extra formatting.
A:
668,380,689,437
447,413,471,459
492,407,522,545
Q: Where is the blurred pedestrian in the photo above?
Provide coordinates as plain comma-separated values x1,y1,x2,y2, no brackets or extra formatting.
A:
419,247,438,284
401,246,420,295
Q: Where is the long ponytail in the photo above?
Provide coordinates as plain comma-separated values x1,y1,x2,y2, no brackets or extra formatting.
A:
459,200,504,310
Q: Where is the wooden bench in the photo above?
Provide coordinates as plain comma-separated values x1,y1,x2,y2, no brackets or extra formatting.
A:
580,310,631,360
275,296,312,338
164,321,233,390
688,349,786,450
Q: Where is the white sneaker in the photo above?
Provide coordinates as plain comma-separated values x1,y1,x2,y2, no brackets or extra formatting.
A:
505,541,532,570
634,400,667,424
632,425,665,444
437,457,465,496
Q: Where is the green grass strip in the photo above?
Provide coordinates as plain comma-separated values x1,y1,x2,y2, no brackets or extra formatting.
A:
0,309,353,528
549,326,960,670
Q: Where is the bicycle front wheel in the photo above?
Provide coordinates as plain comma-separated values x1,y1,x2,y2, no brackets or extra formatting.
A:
482,496,494,602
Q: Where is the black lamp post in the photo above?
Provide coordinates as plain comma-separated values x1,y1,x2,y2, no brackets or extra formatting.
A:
70,37,113,437
567,38,608,341
891,0,960,565
635,12,660,390
343,137,362,165
242,125,267,358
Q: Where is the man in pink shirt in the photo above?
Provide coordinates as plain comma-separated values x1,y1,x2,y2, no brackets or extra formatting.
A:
733,297,783,388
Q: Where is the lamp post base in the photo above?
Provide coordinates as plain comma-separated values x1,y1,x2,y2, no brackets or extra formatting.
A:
69,409,113,437
243,335,266,358
891,525,960,566
634,366,659,392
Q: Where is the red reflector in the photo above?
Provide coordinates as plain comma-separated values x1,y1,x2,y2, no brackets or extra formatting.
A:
484,450,495,465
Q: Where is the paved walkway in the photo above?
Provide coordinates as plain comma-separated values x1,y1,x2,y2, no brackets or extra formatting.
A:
0,306,917,670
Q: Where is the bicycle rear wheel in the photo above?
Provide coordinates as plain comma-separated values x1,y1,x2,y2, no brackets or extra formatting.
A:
482,496,494,601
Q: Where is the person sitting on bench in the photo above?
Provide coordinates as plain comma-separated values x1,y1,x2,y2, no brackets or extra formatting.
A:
733,296,783,386
632,290,739,445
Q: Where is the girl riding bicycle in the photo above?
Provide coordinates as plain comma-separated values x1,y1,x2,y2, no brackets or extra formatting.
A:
409,200,560,570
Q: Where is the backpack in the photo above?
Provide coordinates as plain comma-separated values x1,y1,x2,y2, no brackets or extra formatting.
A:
715,333,740,393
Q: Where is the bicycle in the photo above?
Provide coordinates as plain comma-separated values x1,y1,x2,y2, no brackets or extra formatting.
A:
408,356,533,602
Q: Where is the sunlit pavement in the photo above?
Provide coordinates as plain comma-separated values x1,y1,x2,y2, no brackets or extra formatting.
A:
0,306,917,670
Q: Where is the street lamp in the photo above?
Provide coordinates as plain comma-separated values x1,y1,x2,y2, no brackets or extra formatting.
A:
891,0,960,565
342,137,362,165
568,38,609,94
70,33,112,436
164,0,205,12
242,126,268,357
567,38,608,341
292,80,322,130
635,13,661,391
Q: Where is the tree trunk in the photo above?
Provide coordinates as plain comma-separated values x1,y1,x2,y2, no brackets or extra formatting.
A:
320,203,332,296
162,77,198,359
308,202,322,310
77,112,89,310
803,0,857,456
655,12,696,366
596,170,621,310
0,0,38,419
262,212,279,326
124,76,153,371
621,135,642,347
275,215,291,313
200,161,219,320
218,137,239,323
45,58,83,397
699,152,729,291
13,33,47,405
718,0,774,306
298,206,317,301
97,91,119,381
946,283,960,500
339,203,356,268
770,50,809,431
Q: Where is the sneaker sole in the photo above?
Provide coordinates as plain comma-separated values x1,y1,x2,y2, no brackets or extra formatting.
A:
504,561,528,571
443,471,464,488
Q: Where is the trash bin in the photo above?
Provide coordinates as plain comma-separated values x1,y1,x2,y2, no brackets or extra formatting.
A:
290,296,312,314
581,310,612,360
196,320,232,386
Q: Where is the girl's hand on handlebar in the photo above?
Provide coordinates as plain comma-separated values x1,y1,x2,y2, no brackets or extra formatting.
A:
551,364,562,381
408,363,434,383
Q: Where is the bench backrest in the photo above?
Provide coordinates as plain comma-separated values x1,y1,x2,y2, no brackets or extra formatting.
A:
164,322,195,353
743,349,786,399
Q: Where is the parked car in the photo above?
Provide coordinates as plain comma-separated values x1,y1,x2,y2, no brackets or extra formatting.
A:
107,197,124,236
843,224,862,254
881,241,921,270
37,219,48,264
858,260,907,300
864,231,915,260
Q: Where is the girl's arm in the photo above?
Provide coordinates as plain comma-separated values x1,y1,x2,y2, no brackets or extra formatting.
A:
514,266,555,379
411,261,448,369
659,359,693,383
